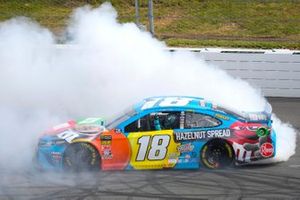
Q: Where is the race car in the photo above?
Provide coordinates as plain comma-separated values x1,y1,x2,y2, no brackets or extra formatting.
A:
36,96,276,171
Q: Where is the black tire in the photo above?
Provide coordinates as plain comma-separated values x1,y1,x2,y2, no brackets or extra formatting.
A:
63,143,100,172
200,139,234,169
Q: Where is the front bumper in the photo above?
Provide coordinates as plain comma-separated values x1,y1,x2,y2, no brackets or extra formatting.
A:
36,142,67,171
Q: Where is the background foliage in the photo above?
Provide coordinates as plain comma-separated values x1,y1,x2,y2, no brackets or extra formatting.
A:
0,0,299,49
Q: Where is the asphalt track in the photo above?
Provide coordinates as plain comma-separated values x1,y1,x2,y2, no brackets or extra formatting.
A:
0,98,299,200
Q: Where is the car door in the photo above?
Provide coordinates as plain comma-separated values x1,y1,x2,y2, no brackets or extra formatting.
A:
124,111,181,170
171,111,224,169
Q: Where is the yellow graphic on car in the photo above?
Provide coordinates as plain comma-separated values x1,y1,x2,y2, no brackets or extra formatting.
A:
128,130,180,170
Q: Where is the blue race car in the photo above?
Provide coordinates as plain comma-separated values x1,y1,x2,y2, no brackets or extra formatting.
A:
37,96,276,171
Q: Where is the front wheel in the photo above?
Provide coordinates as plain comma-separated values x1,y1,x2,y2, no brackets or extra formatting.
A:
200,139,234,169
63,143,100,172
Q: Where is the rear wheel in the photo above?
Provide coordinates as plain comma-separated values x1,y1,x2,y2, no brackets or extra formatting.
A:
200,139,234,169
63,143,100,172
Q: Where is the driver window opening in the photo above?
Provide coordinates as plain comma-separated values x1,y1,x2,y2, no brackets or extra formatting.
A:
124,111,182,132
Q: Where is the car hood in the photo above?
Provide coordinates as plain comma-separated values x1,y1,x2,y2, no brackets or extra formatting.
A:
40,117,106,143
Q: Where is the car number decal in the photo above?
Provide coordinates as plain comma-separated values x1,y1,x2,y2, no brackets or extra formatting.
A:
141,97,193,110
136,135,170,161
57,130,79,143
128,130,180,169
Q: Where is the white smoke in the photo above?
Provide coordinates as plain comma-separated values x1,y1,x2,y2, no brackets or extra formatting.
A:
271,115,297,161
0,3,297,170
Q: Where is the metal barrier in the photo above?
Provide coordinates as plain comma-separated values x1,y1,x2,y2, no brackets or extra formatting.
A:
169,48,300,97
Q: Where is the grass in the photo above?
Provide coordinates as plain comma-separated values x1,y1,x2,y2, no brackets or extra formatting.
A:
166,38,300,49
0,0,299,49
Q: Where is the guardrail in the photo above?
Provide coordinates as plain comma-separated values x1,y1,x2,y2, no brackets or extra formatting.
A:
169,48,300,97
55,45,300,97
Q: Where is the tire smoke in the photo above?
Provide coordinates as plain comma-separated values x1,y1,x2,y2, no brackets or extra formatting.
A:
0,3,296,170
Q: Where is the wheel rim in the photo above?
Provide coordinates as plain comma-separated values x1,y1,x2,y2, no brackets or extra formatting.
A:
201,141,233,169
64,143,99,172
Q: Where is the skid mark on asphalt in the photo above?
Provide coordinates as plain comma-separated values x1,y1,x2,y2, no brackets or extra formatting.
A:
289,165,300,168
0,98,299,199
1,165,300,200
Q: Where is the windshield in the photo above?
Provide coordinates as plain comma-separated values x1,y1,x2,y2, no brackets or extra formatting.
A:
106,106,137,129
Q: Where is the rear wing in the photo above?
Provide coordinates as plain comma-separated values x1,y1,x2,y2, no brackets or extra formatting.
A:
216,102,272,123
244,102,272,122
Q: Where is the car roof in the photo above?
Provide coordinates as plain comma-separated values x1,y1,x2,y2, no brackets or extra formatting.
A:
133,96,271,123
134,96,217,112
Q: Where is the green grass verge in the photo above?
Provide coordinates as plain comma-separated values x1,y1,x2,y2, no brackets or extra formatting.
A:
165,38,300,49
0,0,299,49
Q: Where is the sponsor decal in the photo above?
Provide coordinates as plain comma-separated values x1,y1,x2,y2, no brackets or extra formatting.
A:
74,124,102,133
100,135,113,159
168,158,177,164
215,113,229,120
248,113,267,121
100,135,112,145
77,118,104,126
167,152,179,164
101,146,113,159
184,159,190,163
51,152,62,161
260,143,274,158
177,143,194,153
256,127,270,137
100,135,112,140
174,129,231,142
232,142,252,162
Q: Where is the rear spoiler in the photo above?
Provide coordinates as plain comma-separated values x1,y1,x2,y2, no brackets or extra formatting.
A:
244,102,272,122
215,102,272,123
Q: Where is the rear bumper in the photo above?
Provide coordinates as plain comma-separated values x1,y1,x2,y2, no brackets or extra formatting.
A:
232,128,276,164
